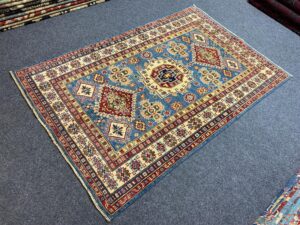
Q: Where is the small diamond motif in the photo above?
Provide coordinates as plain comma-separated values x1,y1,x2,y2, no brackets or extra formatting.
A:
76,83,95,98
225,59,240,71
108,122,129,139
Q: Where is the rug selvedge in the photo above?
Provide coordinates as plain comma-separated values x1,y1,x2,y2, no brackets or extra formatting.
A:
12,6,290,221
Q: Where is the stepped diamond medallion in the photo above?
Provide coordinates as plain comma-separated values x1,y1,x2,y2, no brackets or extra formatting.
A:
97,85,136,120
192,44,223,68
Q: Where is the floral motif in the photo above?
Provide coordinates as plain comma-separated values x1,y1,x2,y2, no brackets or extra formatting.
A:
140,99,164,122
70,60,81,68
34,74,45,82
39,82,51,92
176,128,187,137
128,57,140,64
155,46,164,53
241,86,250,92
156,142,166,152
167,41,188,58
52,101,64,112
197,87,208,95
225,96,235,104
83,145,96,157
203,111,213,119
115,42,128,50
199,68,221,86
141,149,156,163
67,123,79,134
184,93,196,103
61,113,71,122
46,69,58,79
163,134,177,147
187,117,202,130
93,158,109,177
109,66,132,85
58,65,69,73
258,73,267,80
104,175,117,190
233,89,244,98
134,120,146,131
116,167,131,182
138,33,149,41
247,81,257,88
171,102,183,111
212,102,226,113
141,51,152,59
90,52,101,60
130,159,141,172
94,74,105,84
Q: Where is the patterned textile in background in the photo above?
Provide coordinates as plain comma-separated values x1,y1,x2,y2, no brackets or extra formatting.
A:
248,0,300,35
11,6,290,221
0,0,66,17
0,0,108,31
254,170,300,225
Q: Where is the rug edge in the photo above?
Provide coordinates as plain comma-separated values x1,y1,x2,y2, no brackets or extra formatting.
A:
9,70,112,222
191,4,294,78
14,6,196,74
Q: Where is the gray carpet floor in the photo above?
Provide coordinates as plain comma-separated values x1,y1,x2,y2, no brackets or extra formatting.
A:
0,0,299,224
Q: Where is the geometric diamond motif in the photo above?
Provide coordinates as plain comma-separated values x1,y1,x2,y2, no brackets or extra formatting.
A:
225,58,240,71
76,83,95,98
96,85,136,120
192,33,207,45
108,122,129,139
192,44,223,69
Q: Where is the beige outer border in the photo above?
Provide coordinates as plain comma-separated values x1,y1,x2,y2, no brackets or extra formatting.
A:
9,71,111,222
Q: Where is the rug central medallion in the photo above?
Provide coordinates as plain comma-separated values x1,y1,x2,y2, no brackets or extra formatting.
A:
13,6,289,221
140,58,193,98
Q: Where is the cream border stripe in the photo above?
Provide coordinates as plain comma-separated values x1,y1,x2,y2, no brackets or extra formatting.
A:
9,71,111,222
191,4,294,78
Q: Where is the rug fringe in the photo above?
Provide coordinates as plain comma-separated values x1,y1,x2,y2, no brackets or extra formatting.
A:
9,71,112,222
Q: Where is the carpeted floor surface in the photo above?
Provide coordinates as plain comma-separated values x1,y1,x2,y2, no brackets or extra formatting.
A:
0,0,299,224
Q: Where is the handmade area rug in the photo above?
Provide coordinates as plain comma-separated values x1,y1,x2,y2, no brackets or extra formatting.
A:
0,0,107,32
11,6,290,221
254,170,300,225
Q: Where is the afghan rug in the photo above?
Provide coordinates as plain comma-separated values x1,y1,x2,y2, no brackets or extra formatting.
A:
11,6,290,221
0,0,108,32
254,170,300,225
